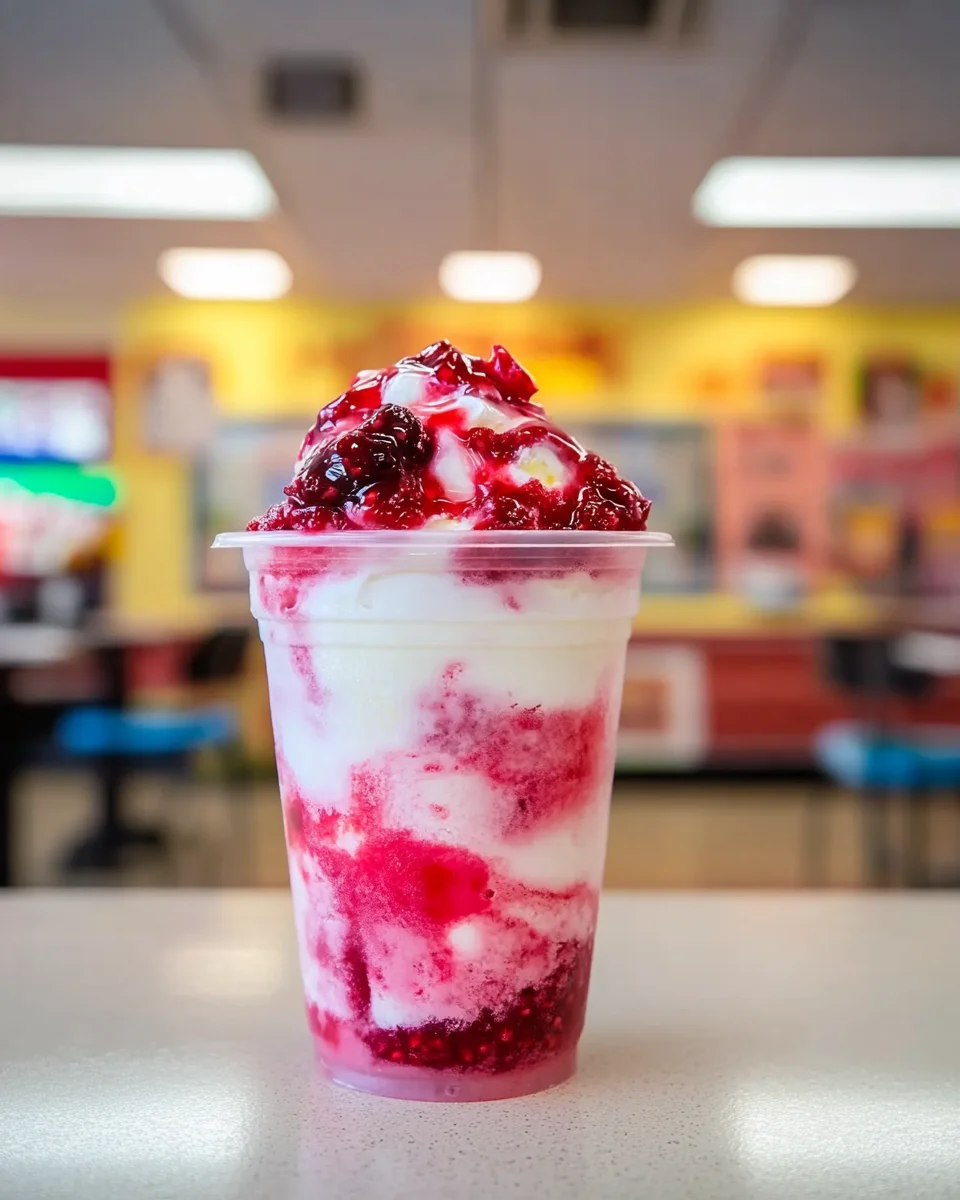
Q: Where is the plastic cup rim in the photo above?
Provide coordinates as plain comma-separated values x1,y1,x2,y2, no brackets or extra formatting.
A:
212,529,674,551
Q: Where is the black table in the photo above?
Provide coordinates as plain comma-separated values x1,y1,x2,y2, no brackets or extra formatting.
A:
58,618,218,873
57,640,160,872
0,626,80,886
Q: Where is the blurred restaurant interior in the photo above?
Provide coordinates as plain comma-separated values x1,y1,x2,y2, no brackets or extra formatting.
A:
3,0,960,891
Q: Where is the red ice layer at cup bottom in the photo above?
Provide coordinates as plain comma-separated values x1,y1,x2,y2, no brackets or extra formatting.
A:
307,939,593,1074
278,653,612,1076
247,340,652,533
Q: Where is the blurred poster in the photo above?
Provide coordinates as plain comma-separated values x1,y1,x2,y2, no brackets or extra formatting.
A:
567,421,714,592
616,643,706,769
0,356,111,463
918,500,960,595
832,437,960,498
922,370,957,418
833,501,901,582
829,435,960,592
759,357,822,422
194,421,305,589
141,357,217,456
716,422,828,607
859,357,921,426
857,356,959,429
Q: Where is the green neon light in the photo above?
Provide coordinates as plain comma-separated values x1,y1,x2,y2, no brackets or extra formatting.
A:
0,464,121,508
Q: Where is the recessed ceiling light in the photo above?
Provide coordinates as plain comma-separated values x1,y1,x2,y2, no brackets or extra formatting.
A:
0,146,276,219
732,255,857,306
439,251,542,302
158,248,292,300
694,158,960,228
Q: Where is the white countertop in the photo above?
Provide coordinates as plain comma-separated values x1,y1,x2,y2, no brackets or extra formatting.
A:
2,891,959,1200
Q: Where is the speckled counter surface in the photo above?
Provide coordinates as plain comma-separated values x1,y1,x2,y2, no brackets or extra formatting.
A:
2,891,959,1200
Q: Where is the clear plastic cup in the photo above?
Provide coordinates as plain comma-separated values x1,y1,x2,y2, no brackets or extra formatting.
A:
214,529,672,1101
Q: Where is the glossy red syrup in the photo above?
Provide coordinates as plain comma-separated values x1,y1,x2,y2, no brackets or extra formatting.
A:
248,340,651,532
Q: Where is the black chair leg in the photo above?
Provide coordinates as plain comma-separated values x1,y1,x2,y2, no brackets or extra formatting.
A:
953,789,960,887
932,789,960,889
904,789,931,888
803,782,829,887
61,759,166,874
862,787,893,887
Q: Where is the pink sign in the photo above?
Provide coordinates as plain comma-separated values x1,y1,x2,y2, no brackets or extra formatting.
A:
716,422,828,592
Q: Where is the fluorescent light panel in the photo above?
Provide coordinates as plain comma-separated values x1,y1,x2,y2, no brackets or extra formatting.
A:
694,158,960,227
158,248,292,300
0,145,276,219
732,255,857,307
439,251,542,302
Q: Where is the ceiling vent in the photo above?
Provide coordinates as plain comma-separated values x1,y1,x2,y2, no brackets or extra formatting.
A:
500,0,703,44
262,58,361,120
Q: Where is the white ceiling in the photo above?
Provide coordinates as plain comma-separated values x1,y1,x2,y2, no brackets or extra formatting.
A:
0,0,959,309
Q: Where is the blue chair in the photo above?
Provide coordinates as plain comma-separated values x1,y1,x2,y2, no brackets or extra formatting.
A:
812,637,960,887
815,723,960,794
55,628,250,873
58,705,236,758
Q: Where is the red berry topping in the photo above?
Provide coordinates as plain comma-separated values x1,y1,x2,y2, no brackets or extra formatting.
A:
284,404,433,508
363,404,433,465
480,343,539,406
408,339,478,388
474,493,540,531
247,341,651,532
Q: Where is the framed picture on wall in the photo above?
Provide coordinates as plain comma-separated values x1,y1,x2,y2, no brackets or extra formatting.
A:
616,643,707,769
140,357,217,457
566,421,714,592
715,422,828,607
193,420,306,590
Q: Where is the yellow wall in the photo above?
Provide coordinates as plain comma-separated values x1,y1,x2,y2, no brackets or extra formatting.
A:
113,297,960,620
